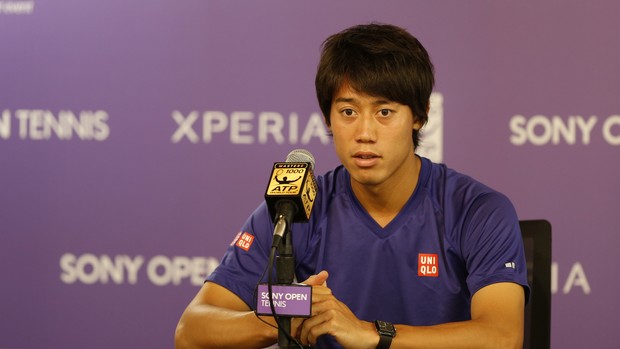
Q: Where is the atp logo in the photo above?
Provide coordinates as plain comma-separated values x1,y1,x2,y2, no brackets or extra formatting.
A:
274,169,302,185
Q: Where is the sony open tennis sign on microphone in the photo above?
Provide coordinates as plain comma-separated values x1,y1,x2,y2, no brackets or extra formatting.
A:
256,284,312,317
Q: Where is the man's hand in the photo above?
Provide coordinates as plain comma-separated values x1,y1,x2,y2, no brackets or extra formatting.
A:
291,271,330,339
297,271,378,349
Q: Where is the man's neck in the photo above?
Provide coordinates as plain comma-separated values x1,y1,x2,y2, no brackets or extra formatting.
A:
351,156,421,228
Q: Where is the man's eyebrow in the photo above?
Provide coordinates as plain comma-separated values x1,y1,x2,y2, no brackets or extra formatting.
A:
333,97,394,105
333,97,356,103
372,99,393,106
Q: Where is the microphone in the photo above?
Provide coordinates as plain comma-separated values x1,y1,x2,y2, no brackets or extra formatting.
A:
265,149,318,246
262,149,318,348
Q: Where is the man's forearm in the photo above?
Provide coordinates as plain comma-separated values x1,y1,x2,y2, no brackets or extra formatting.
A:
389,283,525,349
175,304,278,349
390,318,522,349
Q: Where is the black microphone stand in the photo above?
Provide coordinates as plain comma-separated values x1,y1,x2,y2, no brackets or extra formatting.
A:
276,225,296,348
272,201,297,349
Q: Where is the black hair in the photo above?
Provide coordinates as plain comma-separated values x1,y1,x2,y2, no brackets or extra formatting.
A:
315,23,435,147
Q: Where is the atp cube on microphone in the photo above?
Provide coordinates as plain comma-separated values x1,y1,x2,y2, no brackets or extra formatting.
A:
265,161,317,223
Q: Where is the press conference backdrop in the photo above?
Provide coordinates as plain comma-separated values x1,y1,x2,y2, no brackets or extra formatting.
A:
1,1,618,348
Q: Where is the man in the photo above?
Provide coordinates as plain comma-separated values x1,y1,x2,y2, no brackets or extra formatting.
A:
175,23,528,349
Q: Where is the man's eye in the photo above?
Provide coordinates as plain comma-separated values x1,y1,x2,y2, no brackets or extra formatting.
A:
379,109,391,117
343,109,354,116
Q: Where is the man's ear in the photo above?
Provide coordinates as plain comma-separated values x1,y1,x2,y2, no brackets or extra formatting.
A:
412,101,431,130
413,118,423,131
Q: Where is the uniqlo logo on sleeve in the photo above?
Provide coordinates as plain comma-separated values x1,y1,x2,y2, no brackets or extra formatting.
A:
418,253,439,277
235,232,255,251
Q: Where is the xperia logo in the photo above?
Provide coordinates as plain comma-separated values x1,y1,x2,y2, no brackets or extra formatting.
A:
418,253,439,277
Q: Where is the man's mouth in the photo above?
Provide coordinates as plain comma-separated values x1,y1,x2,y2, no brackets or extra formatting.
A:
352,152,380,167
354,152,379,159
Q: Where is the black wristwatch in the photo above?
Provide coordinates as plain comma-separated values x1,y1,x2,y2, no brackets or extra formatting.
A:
374,320,396,349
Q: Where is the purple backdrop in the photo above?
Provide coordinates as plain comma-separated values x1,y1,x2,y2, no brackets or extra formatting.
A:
1,1,619,348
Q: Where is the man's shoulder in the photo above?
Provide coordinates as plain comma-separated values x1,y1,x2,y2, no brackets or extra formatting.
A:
421,158,515,218
423,158,503,197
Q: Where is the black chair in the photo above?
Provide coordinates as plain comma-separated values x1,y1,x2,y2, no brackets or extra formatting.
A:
519,220,552,349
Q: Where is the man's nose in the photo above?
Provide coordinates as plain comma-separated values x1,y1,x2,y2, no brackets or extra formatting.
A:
355,115,377,143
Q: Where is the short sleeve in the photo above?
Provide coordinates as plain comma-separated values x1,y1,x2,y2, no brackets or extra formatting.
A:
461,192,530,301
206,202,275,309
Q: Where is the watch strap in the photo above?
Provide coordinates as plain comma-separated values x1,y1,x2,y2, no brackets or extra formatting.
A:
376,333,393,349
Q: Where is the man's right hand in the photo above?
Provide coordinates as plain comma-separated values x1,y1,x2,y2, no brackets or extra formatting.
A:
291,271,330,338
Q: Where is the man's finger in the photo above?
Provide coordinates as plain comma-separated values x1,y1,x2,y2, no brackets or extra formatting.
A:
301,270,329,286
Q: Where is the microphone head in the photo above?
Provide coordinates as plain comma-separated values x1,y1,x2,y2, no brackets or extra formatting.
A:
264,148,318,223
286,149,315,170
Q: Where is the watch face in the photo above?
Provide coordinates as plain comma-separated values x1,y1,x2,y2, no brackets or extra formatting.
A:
376,320,396,337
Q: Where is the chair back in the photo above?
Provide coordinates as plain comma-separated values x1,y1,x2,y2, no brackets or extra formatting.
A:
519,219,552,349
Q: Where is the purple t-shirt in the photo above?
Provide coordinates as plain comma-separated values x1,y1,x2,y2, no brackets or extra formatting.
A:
208,157,529,346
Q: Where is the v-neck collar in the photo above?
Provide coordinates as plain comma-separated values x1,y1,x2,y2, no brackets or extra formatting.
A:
343,156,431,237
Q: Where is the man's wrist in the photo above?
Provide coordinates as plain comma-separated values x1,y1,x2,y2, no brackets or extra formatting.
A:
255,314,279,342
374,320,396,349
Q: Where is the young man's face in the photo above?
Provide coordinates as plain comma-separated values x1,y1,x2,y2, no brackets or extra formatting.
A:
328,83,421,191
